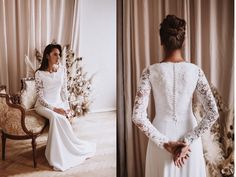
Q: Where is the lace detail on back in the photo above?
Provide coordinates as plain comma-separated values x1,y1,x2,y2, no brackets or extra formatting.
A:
181,68,219,145
132,68,169,149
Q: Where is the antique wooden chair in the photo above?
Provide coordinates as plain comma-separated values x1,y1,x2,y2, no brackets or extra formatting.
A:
0,78,48,168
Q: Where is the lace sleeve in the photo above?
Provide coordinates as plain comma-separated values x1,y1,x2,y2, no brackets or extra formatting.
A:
35,71,54,110
181,68,219,145
132,68,169,149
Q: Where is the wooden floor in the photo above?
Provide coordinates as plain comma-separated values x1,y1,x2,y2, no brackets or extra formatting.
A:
0,111,116,177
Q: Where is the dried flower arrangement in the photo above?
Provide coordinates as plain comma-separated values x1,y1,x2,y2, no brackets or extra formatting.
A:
193,84,234,177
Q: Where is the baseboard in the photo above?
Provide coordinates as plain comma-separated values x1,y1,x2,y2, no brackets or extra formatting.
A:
89,108,116,113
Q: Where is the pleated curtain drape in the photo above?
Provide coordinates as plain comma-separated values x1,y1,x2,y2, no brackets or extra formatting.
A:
0,0,81,93
117,0,234,177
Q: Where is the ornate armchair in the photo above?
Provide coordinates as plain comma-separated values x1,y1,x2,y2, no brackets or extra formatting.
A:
0,78,48,168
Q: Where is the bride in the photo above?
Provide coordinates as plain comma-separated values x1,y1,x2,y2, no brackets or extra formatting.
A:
34,44,96,171
132,15,219,177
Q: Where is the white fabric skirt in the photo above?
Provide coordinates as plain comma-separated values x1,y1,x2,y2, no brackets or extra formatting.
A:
144,115,207,177
36,106,96,171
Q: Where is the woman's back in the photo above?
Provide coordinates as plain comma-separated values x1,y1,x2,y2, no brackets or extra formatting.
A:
149,62,199,122
132,15,219,177
133,60,218,145
133,61,218,176
148,61,201,140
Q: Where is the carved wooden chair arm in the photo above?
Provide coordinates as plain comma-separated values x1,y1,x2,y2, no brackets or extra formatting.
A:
0,93,30,135
0,92,48,137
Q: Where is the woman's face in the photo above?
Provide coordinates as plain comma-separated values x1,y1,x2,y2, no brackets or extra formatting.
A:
48,48,60,65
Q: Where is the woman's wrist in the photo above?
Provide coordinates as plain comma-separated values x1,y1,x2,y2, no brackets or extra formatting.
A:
181,138,190,146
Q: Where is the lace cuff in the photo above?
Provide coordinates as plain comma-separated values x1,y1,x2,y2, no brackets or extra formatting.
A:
35,71,54,110
132,68,169,149
182,68,219,145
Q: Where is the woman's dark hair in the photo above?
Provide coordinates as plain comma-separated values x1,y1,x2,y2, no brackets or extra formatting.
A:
159,15,186,50
37,44,62,71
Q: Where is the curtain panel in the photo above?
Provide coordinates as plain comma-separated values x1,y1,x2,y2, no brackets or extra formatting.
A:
0,0,81,93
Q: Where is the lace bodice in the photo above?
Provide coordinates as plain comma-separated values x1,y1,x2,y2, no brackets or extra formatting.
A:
35,64,69,110
132,62,219,149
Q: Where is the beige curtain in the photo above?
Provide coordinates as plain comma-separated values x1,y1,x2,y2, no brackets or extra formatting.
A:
117,0,234,177
0,0,80,93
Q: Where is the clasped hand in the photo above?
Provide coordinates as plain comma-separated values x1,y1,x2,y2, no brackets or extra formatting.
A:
53,107,71,118
163,141,191,168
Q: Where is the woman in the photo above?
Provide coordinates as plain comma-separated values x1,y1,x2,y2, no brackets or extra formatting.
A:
132,15,219,177
34,44,96,171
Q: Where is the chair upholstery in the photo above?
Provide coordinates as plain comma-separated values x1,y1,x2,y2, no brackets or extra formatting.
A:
24,110,47,134
1,102,47,136
20,77,37,110
0,78,48,168
0,86,7,129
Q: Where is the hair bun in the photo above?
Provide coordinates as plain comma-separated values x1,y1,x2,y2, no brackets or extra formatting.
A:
159,15,186,50
166,15,186,29
166,28,178,36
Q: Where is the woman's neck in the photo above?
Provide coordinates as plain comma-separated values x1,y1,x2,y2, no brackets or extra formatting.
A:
162,49,184,62
47,63,54,73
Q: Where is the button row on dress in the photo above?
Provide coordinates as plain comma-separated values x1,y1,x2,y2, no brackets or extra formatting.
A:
173,114,177,122
173,64,177,122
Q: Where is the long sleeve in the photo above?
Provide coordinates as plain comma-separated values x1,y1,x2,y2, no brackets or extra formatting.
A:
181,68,219,145
35,71,54,110
60,66,70,109
132,68,169,149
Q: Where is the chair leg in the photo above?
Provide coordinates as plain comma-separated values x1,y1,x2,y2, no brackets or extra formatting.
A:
2,131,6,160
31,136,37,168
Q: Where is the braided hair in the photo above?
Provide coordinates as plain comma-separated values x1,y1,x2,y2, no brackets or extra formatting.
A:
159,15,186,50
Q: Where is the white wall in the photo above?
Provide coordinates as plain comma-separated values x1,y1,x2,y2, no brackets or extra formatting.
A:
79,0,116,112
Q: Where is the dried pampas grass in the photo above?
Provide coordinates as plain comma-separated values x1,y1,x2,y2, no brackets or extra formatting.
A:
192,84,234,177
201,129,224,165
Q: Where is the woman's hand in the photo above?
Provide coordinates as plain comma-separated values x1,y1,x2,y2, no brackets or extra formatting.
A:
53,108,66,116
164,141,191,168
65,109,74,119
163,141,186,154
173,144,191,168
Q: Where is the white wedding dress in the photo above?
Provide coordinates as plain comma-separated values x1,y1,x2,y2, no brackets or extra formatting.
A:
132,62,219,177
34,64,96,171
